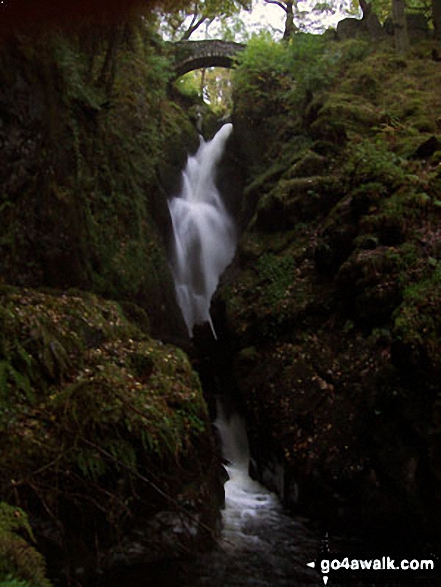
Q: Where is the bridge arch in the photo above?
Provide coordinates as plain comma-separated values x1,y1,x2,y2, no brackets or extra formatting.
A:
172,40,246,78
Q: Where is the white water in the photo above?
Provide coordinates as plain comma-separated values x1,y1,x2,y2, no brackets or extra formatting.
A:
168,123,236,338
214,402,282,550
180,400,321,586
164,125,319,585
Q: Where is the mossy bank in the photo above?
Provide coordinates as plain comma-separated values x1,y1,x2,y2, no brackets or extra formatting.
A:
0,17,223,587
0,287,223,585
216,33,441,546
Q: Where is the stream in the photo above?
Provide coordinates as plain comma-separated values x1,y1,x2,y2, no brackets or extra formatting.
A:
166,124,320,586
103,397,322,587
101,112,436,587
105,124,322,586
175,399,321,587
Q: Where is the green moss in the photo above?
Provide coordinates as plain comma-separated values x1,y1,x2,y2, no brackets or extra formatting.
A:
0,288,210,569
393,266,441,371
256,254,296,307
254,176,340,231
0,503,51,587
312,93,381,138
344,139,407,188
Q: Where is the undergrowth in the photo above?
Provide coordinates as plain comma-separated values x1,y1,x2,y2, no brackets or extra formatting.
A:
0,503,51,587
0,287,208,553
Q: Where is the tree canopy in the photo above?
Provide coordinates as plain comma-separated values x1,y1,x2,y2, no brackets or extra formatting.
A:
158,0,251,40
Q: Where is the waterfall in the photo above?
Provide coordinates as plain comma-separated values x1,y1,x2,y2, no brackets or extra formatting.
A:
183,399,320,586
214,401,282,548
168,123,236,338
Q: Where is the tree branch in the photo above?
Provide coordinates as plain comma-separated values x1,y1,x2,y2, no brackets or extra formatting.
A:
180,14,209,40
82,438,221,544
264,0,289,13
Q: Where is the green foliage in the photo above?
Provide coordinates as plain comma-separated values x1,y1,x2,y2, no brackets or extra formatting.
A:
256,253,296,307
0,503,51,587
0,578,30,587
0,304,38,412
344,139,408,188
203,68,234,115
175,67,234,115
0,288,209,545
370,0,432,22
233,32,332,119
393,264,441,369
159,0,251,40
51,31,103,110
175,71,202,100
233,32,293,118
333,38,374,66
233,33,376,151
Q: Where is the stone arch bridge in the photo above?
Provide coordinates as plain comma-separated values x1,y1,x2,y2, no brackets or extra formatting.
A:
171,40,246,78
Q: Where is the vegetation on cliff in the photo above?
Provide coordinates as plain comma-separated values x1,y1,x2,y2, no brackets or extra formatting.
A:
0,18,200,340
0,286,221,582
0,13,222,586
221,32,441,542
3,0,441,582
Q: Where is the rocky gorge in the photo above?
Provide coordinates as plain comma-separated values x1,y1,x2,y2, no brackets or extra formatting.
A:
1,4,441,586
214,32,441,553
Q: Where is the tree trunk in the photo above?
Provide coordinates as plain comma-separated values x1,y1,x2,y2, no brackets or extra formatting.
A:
282,1,296,40
392,0,409,54
359,0,372,18
433,0,441,39
200,68,206,101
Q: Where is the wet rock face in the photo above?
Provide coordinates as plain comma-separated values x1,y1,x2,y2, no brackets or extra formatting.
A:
0,58,86,289
0,31,195,343
221,220,441,542
233,328,440,535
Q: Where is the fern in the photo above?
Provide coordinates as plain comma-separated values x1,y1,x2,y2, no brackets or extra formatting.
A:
76,449,106,480
0,361,34,405
6,367,34,404
0,503,51,587
0,576,31,587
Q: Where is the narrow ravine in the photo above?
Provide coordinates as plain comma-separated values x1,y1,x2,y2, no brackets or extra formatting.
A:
166,125,321,586
101,397,322,587
179,398,321,587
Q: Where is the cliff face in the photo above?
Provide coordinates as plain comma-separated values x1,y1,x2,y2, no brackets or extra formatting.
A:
0,21,224,586
218,35,441,544
0,24,199,343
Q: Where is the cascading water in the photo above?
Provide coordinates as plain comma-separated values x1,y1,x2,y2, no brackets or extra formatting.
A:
168,123,236,338
183,399,320,586
103,124,322,587
103,400,321,587
165,124,320,586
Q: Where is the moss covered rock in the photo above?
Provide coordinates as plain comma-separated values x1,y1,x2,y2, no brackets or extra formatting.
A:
0,287,222,582
0,503,51,587
0,24,198,342
222,36,441,545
